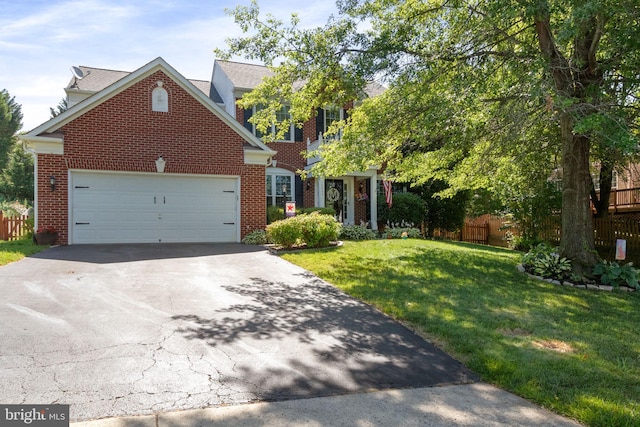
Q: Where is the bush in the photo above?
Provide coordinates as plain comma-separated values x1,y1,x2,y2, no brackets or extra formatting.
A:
521,243,572,281
266,212,341,249
266,219,300,248
382,227,422,239
378,193,426,228
267,205,284,224
242,230,269,245
296,213,342,248
298,207,336,216
340,224,376,241
593,261,640,289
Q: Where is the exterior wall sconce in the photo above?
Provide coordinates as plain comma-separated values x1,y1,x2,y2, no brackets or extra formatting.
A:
50,175,56,191
155,155,166,173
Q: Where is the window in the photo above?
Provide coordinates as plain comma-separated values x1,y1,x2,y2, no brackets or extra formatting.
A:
323,106,343,139
245,105,295,142
152,82,168,112
266,170,294,207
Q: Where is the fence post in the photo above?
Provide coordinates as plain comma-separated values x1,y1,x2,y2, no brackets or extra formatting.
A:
0,212,6,241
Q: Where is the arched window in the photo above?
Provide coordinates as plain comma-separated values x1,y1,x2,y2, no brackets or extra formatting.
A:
152,81,168,112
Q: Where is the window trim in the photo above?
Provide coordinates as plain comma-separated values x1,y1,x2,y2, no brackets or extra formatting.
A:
266,168,295,207
248,105,295,143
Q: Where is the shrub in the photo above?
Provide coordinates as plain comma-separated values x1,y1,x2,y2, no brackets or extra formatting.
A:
298,207,336,216
266,219,300,248
377,193,426,228
382,227,422,239
242,230,269,245
267,205,284,224
340,224,376,241
593,261,640,289
521,243,572,280
266,213,341,249
296,213,341,248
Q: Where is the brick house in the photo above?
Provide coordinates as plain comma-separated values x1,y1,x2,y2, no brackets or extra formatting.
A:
21,57,385,245
212,60,385,229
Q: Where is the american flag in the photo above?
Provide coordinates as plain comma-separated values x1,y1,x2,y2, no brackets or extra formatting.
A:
383,180,393,208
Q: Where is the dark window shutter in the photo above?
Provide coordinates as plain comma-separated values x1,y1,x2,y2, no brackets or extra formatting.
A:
294,126,303,142
295,175,304,207
243,108,253,133
343,108,349,121
315,108,324,138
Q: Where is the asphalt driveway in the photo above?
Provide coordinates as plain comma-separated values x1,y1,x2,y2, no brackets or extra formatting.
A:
0,244,476,422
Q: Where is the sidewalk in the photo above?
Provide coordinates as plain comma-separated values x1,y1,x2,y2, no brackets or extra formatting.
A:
71,383,583,427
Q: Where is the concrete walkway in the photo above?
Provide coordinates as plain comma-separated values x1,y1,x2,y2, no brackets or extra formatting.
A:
71,383,582,427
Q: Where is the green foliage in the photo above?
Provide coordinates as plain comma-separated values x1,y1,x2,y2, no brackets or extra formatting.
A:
242,230,270,245
0,89,23,171
521,243,572,280
382,227,422,239
593,261,640,290
377,192,426,228
295,213,342,248
220,0,640,270
267,205,284,224
266,213,341,248
297,207,336,216
339,224,377,241
267,206,337,224
0,142,34,201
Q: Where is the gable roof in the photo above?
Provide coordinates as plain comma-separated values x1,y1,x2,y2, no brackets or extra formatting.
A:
215,59,386,97
66,65,213,98
21,57,275,160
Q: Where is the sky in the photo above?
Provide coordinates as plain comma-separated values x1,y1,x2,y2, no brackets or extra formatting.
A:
0,0,338,132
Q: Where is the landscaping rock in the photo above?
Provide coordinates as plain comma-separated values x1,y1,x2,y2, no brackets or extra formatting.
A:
598,285,613,292
516,264,526,273
587,284,600,290
562,281,574,287
551,280,562,286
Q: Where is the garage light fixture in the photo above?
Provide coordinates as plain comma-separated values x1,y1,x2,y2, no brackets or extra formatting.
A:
50,175,56,191
155,155,166,173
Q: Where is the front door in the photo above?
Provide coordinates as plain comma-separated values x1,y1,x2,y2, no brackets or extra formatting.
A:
325,179,346,222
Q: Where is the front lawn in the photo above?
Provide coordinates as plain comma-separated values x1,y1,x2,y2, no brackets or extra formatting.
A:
0,238,49,266
280,239,640,427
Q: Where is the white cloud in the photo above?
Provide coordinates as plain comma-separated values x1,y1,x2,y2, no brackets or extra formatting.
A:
2,0,338,131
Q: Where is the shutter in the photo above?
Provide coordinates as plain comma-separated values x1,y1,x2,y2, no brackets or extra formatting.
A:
295,126,303,142
343,108,349,121
243,108,253,133
295,175,304,207
315,108,324,138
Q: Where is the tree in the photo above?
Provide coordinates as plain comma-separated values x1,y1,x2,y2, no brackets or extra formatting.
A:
0,89,23,171
49,98,68,118
219,0,640,273
0,142,34,201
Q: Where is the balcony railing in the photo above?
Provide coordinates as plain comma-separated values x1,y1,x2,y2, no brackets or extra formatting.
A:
593,187,640,212
306,132,339,166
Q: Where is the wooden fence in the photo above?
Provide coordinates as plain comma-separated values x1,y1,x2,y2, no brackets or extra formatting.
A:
433,214,640,259
0,213,30,241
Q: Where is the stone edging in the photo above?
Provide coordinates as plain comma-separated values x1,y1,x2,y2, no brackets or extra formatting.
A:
516,264,636,292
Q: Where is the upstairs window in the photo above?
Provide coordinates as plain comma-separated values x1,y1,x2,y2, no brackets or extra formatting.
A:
315,106,345,140
244,105,297,142
152,81,168,112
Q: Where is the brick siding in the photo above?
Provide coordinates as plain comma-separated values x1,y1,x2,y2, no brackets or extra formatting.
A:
38,70,266,244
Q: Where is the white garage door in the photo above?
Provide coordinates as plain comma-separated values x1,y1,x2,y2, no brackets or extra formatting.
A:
70,172,239,244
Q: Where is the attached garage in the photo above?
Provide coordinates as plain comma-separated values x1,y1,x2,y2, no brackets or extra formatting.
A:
70,172,239,244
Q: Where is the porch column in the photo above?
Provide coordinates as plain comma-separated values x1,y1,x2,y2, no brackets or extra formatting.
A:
370,173,378,230
317,177,326,208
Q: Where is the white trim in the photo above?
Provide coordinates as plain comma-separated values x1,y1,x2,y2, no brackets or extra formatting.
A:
244,148,274,165
22,136,64,155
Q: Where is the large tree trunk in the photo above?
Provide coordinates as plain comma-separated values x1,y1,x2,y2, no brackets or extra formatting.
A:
559,114,598,273
590,159,614,218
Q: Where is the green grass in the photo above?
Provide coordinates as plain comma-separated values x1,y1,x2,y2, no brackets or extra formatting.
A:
0,238,50,266
281,239,640,427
